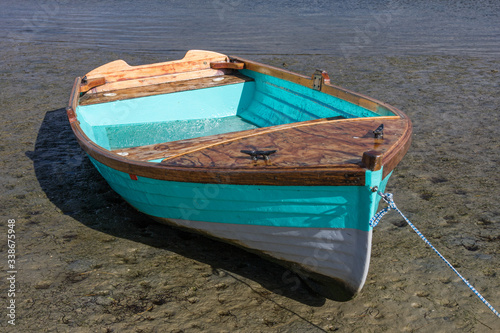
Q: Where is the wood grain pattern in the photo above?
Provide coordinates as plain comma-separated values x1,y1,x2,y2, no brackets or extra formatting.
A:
210,61,245,70
87,68,230,94
80,50,229,94
80,77,106,93
96,116,409,186
160,118,405,170
85,50,227,82
112,116,399,162
73,125,367,186
80,73,254,105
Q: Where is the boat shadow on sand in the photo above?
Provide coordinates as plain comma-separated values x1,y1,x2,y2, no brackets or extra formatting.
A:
30,108,329,307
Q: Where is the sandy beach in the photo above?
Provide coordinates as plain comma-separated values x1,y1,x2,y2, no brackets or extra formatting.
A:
0,39,498,332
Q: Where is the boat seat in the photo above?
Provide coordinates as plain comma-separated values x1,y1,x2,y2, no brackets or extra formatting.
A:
79,73,254,106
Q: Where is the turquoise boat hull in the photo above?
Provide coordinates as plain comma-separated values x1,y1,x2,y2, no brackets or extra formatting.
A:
89,156,390,299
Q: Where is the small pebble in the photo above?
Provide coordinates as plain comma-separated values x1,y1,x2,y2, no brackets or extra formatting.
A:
187,297,199,304
325,324,338,331
215,283,228,290
34,280,52,289
439,277,451,284
217,310,231,316
415,291,429,297
95,296,114,306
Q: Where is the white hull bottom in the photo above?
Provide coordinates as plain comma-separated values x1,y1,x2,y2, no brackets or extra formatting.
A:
151,216,372,300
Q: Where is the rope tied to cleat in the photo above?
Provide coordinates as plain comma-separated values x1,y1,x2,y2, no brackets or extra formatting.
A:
369,191,500,319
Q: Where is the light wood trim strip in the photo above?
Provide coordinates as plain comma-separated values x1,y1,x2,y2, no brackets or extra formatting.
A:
87,68,230,94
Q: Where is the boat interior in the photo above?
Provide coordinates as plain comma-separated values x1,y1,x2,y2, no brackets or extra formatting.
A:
76,68,396,163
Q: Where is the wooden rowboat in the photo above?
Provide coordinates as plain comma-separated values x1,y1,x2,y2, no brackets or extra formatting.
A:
67,50,412,300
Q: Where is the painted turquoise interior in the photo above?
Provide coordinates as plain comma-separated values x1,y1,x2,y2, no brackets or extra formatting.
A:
76,69,395,151
89,157,389,232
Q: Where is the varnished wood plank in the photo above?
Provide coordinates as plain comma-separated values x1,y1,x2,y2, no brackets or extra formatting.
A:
112,116,394,162
210,61,245,70
70,119,404,187
111,118,407,177
161,118,406,170
71,119,366,185
87,68,229,93
113,117,380,161
80,77,106,93
84,50,228,83
80,73,254,105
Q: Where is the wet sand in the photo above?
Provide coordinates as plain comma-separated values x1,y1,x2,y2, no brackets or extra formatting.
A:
1,42,499,332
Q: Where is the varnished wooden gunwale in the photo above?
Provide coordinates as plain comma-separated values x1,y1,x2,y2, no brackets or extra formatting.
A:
66,77,81,123
68,51,412,186
380,118,412,178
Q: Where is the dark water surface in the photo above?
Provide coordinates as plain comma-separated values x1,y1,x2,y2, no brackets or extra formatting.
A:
1,0,499,332
2,0,500,57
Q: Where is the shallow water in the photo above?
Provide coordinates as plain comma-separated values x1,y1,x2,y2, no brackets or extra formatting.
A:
1,0,499,332
2,0,500,57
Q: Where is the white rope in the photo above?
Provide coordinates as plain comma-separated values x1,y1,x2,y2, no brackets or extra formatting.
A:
369,191,500,319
